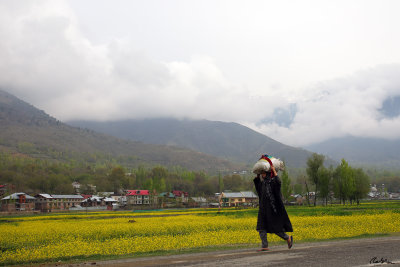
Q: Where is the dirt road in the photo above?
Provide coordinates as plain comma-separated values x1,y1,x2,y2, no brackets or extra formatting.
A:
61,236,400,267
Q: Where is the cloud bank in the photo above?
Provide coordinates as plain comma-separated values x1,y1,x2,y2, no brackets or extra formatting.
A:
253,65,400,146
1,1,400,147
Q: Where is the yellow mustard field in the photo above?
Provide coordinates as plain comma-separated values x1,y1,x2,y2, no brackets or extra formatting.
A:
1,209,400,265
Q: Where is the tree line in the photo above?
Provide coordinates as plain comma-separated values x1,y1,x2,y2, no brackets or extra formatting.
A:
281,153,371,205
1,151,397,204
0,152,253,197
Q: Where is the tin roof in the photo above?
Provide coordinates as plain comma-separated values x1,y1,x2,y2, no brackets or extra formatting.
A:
222,191,258,198
36,194,53,199
103,197,117,202
240,191,258,198
191,197,207,202
51,195,84,199
81,195,102,202
222,192,244,198
159,192,175,197
2,192,36,200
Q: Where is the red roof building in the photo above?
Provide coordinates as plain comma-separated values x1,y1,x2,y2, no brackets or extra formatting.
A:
172,190,189,197
126,190,150,196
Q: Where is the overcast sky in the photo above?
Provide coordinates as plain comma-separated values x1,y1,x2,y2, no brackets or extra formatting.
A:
1,0,400,147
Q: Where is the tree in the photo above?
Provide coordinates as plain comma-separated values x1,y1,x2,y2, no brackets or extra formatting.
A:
341,160,355,204
353,168,370,204
306,153,325,206
374,176,400,193
134,165,148,188
281,168,292,203
198,180,215,196
80,183,96,195
108,166,126,194
293,183,304,195
121,173,135,190
318,166,332,206
150,166,168,193
295,174,310,205
333,159,356,204
223,174,244,191
143,178,153,191
218,172,224,193
333,164,345,204
293,174,307,195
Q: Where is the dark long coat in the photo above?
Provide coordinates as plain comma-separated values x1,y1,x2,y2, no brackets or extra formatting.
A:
254,175,293,233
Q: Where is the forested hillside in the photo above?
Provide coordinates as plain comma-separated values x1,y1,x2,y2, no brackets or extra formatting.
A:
68,118,329,168
0,89,240,173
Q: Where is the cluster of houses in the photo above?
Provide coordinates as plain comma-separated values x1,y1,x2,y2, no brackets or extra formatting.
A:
0,183,260,213
1,193,87,212
368,184,400,199
3,182,397,213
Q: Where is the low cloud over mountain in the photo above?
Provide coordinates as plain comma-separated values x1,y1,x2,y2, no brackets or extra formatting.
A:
1,1,400,148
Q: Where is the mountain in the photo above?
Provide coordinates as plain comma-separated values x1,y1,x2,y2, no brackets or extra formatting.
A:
67,118,323,168
0,89,239,173
305,136,400,168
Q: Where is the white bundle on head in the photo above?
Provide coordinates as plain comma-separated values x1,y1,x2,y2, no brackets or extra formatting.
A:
252,157,285,174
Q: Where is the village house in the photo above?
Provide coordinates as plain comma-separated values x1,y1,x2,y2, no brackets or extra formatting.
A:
240,191,259,207
158,191,189,207
50,194,84,210
219,191,258,207
34,194,54,212
81,194,92,201
172,190,189,203
159,192,175,208
103,197,117,207
81,195,117,210
190,197,208,207
116,195,127,206
111,195,123,204
81,195,103,207
126,190,153,206
292,194,305,205
389,193,400,199
1,192,36,212
72,181,81,193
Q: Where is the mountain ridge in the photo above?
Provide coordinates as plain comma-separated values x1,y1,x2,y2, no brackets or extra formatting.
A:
0,89,239,173
67,118,326,168
305,136,400,168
